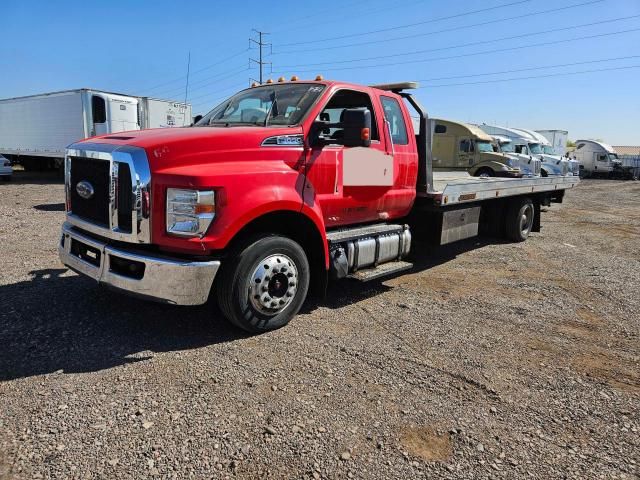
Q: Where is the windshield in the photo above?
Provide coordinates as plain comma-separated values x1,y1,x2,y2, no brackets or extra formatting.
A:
195,83,325,127
529,143,543,154
499,141,515,153
608,153,619,161
475,141,494,153
542,145,555,155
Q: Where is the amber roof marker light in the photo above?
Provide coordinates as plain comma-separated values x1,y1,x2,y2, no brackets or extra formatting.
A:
290,75,299,81
315,75,323,81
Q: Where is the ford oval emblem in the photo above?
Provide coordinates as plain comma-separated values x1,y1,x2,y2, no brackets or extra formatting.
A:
76,180,95,200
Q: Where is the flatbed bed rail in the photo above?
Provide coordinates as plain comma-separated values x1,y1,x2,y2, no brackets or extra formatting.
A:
420,172,580,206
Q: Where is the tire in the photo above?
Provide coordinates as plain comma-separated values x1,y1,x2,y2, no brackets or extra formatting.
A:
216,235,310,333
504,197,535,242
475,167,494,178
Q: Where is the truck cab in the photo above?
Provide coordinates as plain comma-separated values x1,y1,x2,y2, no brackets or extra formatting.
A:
478,125,569,177
431,119,521,177
512,128,574,176
491,135,541,177
571,139,623,177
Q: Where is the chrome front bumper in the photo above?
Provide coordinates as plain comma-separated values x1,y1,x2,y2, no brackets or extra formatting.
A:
59,223,220,305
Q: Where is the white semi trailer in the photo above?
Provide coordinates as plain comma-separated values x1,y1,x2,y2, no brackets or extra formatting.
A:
0,89,191,170
535,130,568,156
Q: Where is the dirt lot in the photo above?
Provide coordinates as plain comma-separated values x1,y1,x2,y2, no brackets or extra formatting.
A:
0,173,638,479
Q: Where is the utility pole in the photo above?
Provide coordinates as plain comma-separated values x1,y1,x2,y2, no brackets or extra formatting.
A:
249,29,271,85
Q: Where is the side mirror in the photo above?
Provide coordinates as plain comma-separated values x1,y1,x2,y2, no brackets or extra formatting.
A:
342,108,371,147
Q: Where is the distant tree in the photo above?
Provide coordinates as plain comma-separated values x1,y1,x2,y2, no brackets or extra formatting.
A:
566,139,576,147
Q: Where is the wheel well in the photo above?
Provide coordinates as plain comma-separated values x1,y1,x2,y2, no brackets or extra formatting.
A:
475,167,493,176
225,210,327,296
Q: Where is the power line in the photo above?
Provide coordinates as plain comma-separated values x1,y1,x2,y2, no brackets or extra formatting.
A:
272,27,640,74
276,0,534,47
420,64,640,88
415,55,640,81
276,14,640,69
137,48,249,94
190,84,249,112
272,0,603,55
188,79,250,103
270,0,428,36
152,65,251,99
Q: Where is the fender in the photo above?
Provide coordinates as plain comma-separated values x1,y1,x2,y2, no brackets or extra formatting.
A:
151,160,329,268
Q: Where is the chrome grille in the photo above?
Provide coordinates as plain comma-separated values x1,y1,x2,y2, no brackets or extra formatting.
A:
65,143,151,244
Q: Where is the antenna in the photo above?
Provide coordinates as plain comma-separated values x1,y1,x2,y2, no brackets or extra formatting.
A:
183,51,190,126
250,30,272,84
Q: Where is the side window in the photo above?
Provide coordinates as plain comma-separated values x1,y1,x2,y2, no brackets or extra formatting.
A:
318,89,379,144
459,139,471,153
434,124,447,134
380,96,408,145
576,143,585,150
92,95,106,123
598,154,607,161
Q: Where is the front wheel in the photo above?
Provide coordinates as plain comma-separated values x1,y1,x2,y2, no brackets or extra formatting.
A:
216,235,310,333
475,167,494,178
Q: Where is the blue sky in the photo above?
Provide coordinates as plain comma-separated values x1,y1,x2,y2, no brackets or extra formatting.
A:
2,0,639,144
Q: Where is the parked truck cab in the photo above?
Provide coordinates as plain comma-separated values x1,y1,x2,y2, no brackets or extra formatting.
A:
491,135,541,177
571,140,622,177
478,125,569,177
513,128,576,176
431,119,521,177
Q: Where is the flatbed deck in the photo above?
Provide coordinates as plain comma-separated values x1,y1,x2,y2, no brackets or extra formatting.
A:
420,171,580,206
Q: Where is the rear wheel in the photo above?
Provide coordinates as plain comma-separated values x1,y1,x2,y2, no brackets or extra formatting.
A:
504,197,534,242
217,235,310,333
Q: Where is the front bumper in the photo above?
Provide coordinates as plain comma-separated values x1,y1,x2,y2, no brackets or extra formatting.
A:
59,223,220,305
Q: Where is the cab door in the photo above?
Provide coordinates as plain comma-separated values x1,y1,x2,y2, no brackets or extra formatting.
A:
458,138,475,168
304,88,393,227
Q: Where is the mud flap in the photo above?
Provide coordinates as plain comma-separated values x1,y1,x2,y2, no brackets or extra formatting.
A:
532,201,541,233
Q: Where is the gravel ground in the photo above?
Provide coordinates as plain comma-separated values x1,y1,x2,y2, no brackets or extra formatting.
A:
0,171,638,479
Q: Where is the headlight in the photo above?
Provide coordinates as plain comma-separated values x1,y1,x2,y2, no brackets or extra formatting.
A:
166,188,215,237
506,157,519,169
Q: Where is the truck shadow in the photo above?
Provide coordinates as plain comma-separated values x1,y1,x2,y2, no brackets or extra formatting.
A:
311,236,503,312
1,237,502,381
33,203,65,212
0,269,246,382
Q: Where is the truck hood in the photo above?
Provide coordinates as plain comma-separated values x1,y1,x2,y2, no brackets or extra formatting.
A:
78,126,304,171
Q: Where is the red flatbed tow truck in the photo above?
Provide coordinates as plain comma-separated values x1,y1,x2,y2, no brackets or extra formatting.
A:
59,79,578,332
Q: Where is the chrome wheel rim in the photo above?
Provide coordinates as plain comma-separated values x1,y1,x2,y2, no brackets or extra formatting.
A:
520,204,534,236
248,254,298,315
